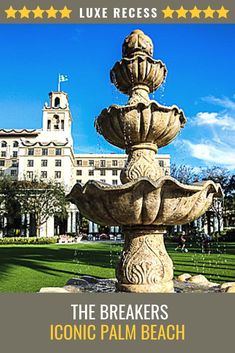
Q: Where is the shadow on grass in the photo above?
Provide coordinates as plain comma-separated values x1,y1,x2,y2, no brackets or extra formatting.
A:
0,242,234,284
0,245,122,279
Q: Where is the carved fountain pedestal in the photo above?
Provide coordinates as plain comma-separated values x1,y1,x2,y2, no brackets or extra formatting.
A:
68,30,222,293
117,226,174,293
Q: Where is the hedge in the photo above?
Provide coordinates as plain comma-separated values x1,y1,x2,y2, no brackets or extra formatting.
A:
0,237,58,245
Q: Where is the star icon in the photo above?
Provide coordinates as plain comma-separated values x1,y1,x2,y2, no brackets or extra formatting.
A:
46,6,58,18
19,6,31,19
5,6,17,19
217,6,229,18
203,6,215,18
60,6,72,18
190,6,201,18
162,6,175,18
176,6,188,18
33,6,44,19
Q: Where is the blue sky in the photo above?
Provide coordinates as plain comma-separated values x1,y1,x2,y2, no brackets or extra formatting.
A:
0,24,234,170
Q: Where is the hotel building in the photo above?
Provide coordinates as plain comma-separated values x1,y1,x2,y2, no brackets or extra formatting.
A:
0,91,170,236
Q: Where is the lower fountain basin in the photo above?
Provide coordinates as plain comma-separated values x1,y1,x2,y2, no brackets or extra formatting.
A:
67,176,222,226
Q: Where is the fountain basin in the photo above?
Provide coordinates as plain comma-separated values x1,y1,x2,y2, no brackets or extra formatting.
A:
96,101,186,150
67,177,222,226
111,55,167,95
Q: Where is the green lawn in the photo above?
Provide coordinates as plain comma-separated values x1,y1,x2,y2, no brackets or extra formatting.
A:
0,242,234,292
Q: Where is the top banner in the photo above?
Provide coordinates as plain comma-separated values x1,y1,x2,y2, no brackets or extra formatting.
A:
0,0,234,24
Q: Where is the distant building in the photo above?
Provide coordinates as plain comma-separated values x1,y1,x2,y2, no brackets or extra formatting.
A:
0,91,170,236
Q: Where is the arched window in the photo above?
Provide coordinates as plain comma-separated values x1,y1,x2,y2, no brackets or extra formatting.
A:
1,141,7,148
13,141,19,148
53,114,60,130
54,97,60,107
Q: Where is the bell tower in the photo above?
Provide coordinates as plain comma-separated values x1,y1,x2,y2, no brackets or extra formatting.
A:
42,91,73,146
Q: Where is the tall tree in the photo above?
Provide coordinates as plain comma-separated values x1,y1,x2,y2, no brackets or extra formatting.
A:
17,179,68,237
0,177,21,218
170,164,198,184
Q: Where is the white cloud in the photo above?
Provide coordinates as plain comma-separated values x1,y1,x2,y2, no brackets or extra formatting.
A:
193,112,235,130
183,140,235,169
183,94,235,169
203,95,235,110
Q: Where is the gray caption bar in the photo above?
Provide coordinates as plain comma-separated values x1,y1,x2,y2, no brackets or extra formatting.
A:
0,0,234,23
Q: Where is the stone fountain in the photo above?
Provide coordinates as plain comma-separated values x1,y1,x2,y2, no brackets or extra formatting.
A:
68,30,222,293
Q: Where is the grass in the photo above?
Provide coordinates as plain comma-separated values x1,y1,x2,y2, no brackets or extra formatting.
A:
0,242,234,292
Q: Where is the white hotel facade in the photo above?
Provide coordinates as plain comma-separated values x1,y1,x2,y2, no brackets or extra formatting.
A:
0,91,170,236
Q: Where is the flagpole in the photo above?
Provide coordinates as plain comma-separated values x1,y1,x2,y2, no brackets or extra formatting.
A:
58,74,60,92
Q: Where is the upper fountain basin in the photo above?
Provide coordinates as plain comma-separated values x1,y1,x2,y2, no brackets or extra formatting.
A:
96,101,186,149
67,177,223,227
111,55,167,95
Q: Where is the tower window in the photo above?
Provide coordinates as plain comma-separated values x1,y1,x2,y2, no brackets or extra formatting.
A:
53,114,60,130
41,159,48,167
159,160,164,167
54,97,60,107
1,141,7,148
47,120,51,130
27,160,34,167
61,120,64,130
13,141,19,148
55,159,62,167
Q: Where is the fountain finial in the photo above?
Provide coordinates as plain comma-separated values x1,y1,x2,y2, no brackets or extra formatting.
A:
111,29,166,97
122,29,153,58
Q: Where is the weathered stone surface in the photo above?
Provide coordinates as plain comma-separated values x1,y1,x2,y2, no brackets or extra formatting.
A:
207,282,220,288
225,286,235,293
220,282,235,289
188,275,209,285
67,177,222,226
122,29,154,58
96,102,185,152
116,227,174,293
177,273,192,282
39,287,69,293
63,285,81,293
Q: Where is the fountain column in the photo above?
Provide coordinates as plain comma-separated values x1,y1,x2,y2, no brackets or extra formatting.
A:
116,226,174,292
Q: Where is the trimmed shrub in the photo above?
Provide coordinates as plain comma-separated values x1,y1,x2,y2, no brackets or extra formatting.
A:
0,237,58,245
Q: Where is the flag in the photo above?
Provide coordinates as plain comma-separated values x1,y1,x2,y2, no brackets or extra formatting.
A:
59,74,68,82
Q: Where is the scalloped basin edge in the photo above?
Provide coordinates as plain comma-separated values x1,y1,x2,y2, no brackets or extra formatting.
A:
67,176,223,227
